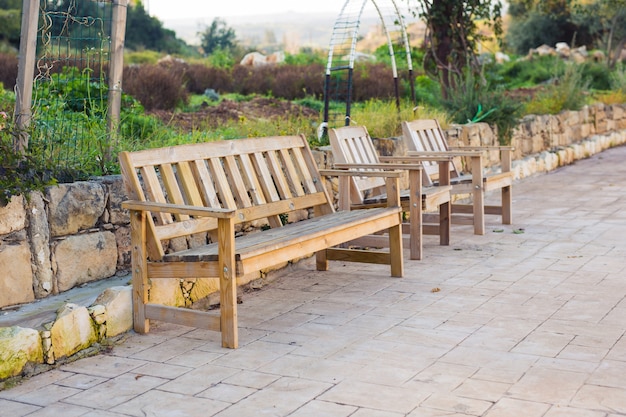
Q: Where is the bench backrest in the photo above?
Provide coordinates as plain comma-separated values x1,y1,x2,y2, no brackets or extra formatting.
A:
401,119,460,185
329,125,386,205
119,135,334,260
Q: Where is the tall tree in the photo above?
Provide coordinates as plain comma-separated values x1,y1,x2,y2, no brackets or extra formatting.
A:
407,0,503,97
199,18,237,56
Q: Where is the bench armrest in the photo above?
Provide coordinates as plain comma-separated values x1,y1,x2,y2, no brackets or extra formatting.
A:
122,200,236,219
319,169,403,178
407,150,482,158
449,146,514,151
332,162,423,171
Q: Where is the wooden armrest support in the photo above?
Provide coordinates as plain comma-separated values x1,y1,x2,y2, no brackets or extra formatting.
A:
122,200,236,218
449,146,514,151
407,150,482,158
380,155,454,163
319,169,403,178
333,162,424,171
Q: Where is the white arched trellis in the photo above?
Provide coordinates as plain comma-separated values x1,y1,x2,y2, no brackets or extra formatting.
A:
322,0,415,135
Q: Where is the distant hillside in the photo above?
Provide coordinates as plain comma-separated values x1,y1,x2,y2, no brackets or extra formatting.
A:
162,11,425,54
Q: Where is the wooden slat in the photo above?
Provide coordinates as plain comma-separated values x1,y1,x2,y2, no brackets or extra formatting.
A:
140,165,171,225
265,149,293,199
145,304,221,331
279,148,306,197
191,159,221,208
208,157,237,208
160,163,189,221
177,160,204,207
224,155,253,208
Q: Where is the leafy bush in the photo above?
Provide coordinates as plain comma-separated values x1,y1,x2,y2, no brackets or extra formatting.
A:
579,61,612,91
442,71,523,145
413,75,442,108
524,63,590,115
488,55,563,89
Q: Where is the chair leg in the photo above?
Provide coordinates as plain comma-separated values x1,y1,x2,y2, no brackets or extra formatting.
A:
440,200,451,246
409,169,422,260
502,185,512,225
471,156,485,235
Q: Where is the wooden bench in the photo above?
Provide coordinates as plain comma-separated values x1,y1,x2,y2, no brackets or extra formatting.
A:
329,125,453,261
119,135,404,348
402,119,514,235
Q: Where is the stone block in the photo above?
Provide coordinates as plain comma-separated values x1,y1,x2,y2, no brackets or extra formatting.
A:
0,242,35,308
98,175,129,225
93,286,132,337
114,226,131,269
26,192,54,298
51,304,97,359
52,231,118,292
0,326,43,380
0,195,26,236
47,182,106,237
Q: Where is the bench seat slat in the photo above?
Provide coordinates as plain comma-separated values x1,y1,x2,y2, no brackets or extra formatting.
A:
163,207,399,264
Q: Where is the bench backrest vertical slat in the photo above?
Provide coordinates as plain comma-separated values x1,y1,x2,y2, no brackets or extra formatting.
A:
223,155,254,208
265,149,294,199
402,119,460,185
190,159,221,208
177,161,205,207
119,134,335,262
140,166,173,225
160,163,190,222
279,148,306,197
207,157,237,209
329,125,386,205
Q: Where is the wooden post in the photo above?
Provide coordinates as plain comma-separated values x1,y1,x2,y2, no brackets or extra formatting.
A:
107,0,128,160
13,0,39,153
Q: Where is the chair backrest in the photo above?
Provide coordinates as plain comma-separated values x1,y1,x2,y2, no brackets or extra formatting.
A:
401,119,460,184
119,135,334,260
329,125,386,205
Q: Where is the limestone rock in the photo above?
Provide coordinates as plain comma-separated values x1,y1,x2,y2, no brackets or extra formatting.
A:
52,231,118,292
26,191,54,298
47,182,106,237
0,195,26,235
93,286,132,337
50,304,96,359
97,175,128,225
0,242,35,308
0,326,43,380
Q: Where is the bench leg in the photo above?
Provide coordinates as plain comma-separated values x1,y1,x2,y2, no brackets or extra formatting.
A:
408,169,422,260
389,220,404,277
471,156,485,235
502,185,512,225
130,210,149,334
218,218,238,349
440,200,451,246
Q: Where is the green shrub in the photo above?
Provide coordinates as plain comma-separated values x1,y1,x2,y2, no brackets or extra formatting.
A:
124,50,163,65
524,63,590,115
580,61,611,91
443,71,523,145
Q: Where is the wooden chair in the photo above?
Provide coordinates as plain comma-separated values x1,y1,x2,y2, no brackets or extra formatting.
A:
401,119,513,235
329,125,452,260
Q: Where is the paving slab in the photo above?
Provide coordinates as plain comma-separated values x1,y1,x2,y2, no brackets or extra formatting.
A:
1,145,626,416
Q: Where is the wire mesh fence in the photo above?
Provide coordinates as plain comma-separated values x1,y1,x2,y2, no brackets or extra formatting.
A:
31,0,114,181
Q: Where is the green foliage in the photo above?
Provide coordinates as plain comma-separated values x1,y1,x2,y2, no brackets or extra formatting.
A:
0,8,21,48
124,50,163,65
408,0,503,95
524,63,590,114
487,55,564,89
199,18,238,56
579,61,612,90
284,51,326,66
0,113,57,206
413,75,442,108
442,70,523,144
206,48,235,69
610,63,626,92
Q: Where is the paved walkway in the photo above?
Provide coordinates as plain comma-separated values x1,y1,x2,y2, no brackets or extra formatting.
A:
2,145,626,417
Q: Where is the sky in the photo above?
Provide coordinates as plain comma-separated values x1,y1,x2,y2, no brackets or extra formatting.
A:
145,0,347,20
